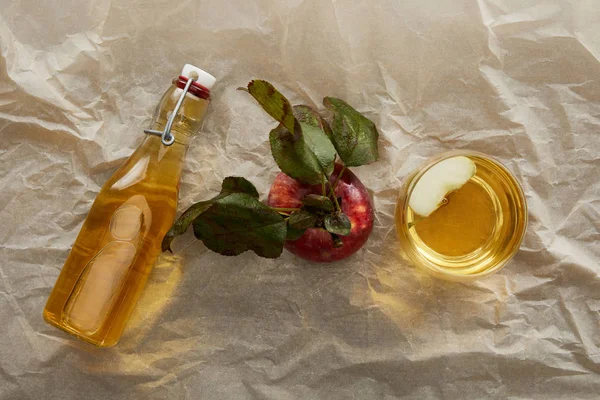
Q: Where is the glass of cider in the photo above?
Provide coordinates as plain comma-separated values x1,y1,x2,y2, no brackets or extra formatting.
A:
395,151,527,281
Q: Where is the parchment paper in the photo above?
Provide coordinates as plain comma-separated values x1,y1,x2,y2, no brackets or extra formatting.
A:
1,0,599,399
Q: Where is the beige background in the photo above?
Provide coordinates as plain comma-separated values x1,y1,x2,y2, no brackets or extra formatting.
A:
1,0,599,399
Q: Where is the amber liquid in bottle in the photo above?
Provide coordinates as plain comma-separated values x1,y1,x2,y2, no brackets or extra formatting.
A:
44,78,210,347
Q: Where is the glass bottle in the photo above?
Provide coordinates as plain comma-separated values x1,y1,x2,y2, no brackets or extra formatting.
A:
43,64,216,347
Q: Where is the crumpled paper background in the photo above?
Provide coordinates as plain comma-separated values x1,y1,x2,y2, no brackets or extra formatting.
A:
1,0,599,398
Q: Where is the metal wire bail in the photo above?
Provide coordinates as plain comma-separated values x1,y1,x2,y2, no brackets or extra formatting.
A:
144,76,196,146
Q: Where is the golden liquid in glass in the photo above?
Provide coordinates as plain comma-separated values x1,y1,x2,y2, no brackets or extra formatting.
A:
395,152,527,281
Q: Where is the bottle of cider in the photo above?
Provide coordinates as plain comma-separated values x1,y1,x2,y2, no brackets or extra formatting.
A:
44,64,216,347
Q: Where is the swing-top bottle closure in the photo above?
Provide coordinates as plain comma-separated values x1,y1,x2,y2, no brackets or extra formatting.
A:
144,64,216,146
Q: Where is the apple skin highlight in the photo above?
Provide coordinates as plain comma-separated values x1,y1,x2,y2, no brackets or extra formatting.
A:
267,164,374,262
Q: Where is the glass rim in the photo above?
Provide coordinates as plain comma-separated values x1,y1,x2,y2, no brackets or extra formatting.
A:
398,150,528,280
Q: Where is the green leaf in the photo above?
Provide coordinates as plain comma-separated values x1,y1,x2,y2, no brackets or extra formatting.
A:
286,225,306,241
294,105,336,176
299,122,336,177
323,97,379,167
302,194,334,212
245,82,336,184
162,201,214,252
192,193,286,258
324,212,352,236
161,177,260,252
247,80,299,135
269,124,324,184
220,176,259,198
293,105,333,136
268,107,337,185
288,209,318,230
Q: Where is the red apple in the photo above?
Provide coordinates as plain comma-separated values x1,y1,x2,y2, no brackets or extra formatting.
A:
267,164,374,262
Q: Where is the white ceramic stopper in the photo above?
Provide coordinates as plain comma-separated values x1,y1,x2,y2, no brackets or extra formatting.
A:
181,64,216,90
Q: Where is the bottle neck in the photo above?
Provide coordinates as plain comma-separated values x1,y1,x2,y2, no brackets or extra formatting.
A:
150,80,210,143
105,80,211,193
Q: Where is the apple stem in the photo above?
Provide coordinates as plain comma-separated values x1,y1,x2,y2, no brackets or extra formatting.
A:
321,174,326,196
331,191,341,211
326,180,342,211
327,165,346,211
330,166,346,195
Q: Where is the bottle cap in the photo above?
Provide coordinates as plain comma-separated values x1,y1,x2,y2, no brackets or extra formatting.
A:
181,64,216,90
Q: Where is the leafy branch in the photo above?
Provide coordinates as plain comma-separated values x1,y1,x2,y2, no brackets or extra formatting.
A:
163,80,379,258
